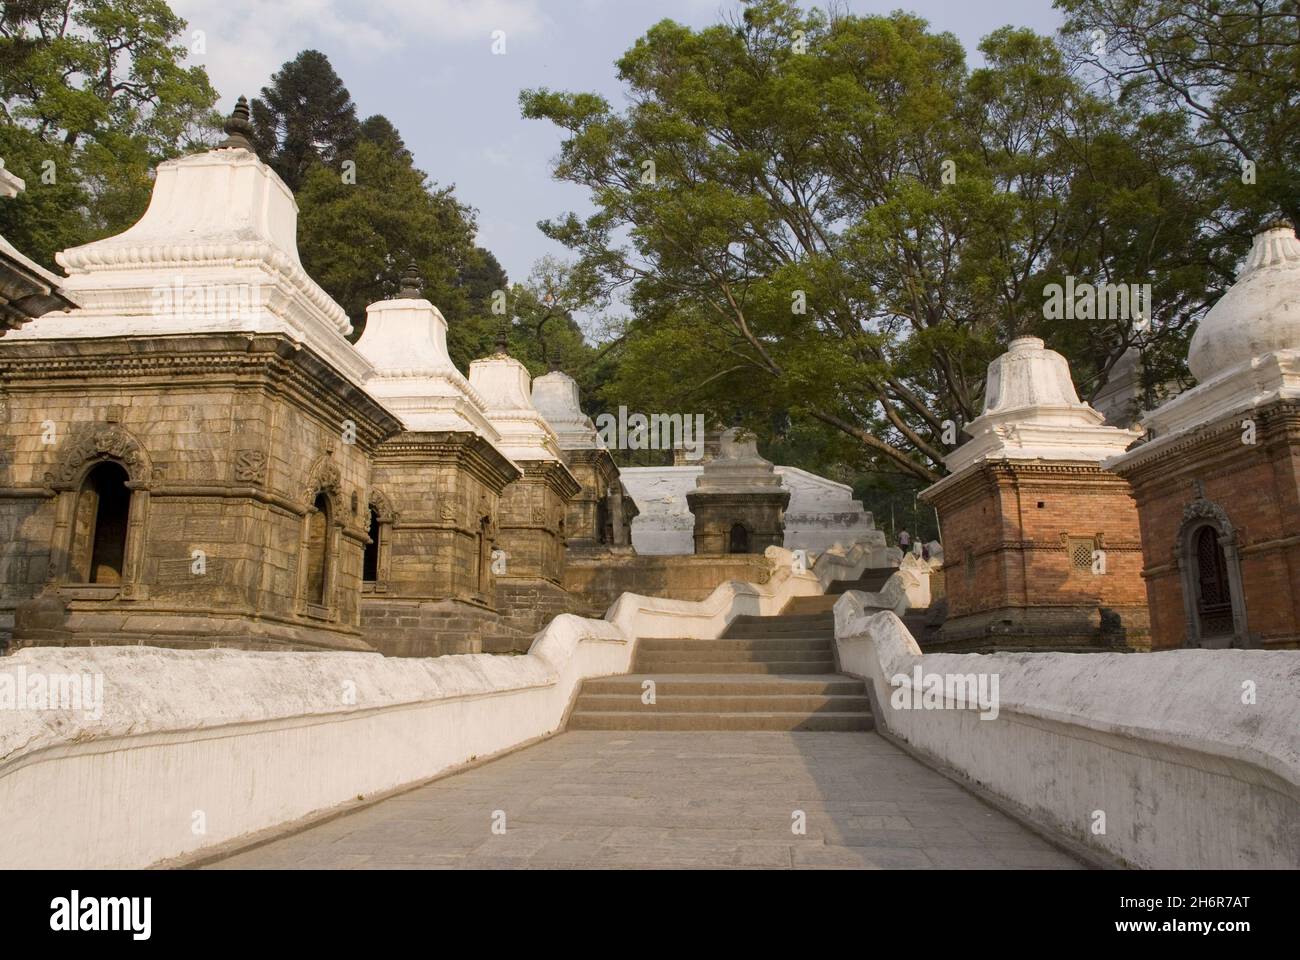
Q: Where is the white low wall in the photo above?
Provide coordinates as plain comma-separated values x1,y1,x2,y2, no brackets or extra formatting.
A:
834,595,1300,869
2,536,895,868
828,553,929,615
0,615,628,869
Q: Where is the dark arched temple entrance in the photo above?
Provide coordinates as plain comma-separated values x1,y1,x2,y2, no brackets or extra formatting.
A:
72,461,132,584
728,522,750,555
1192,525,1234,641
1176,496,1249,648
363,506,381,584
305,493,331,607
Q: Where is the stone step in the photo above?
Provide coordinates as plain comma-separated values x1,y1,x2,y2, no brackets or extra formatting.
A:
581,675,865,696
573,693,871,713
719,626,835,640
721,615,835,639
730,611,835,624
632,659,837,674
826,568,896,595
635,646,831,664
637,636,833,653
781,594,840,615
567,710,874,732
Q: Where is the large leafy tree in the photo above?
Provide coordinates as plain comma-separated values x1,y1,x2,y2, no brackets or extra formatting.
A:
522,0,1221,482
0,0,219,266
294,117,481,342
446,245,510,368
261,51,508,353
1056,0,1300,233
251,49,359,192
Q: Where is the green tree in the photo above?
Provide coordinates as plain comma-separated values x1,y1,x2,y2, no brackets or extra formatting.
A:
256,50,512,362
295,121,479,341
446,245,510,368
521,0,1219,483
1056,0,1300,233
506,257,596,370
251,49,359,192
0,0,219,266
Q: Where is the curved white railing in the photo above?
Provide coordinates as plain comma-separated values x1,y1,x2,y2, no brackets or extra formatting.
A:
833,595,1300,869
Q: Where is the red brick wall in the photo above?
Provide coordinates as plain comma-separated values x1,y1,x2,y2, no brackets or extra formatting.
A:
926,461,1145,622
1117,403,1300,650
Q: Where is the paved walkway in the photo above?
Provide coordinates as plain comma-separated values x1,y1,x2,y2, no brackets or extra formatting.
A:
209,731,1083,869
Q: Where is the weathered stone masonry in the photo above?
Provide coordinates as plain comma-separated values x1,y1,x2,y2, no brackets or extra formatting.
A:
468,349,583,649
489,456,582,648
0,333,400,651
924,460,1147,650
687,426,789,555
361,431,521,657
1114,407,1300,650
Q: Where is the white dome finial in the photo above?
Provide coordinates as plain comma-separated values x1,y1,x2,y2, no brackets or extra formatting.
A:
469,352,563,462
943,336,1139,473
531,367,599,450
1189,220,1300,382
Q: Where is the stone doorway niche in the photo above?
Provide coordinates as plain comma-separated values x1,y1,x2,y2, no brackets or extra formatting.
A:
1193,526,1233,637
46,422,153,598
728,522,751,554
1175,496,1249,648
362,490,395,593
296,455,344,620
596,496,610,546
304,493,332,607
475,502,497,598
363,506,381,584
73,461,131,584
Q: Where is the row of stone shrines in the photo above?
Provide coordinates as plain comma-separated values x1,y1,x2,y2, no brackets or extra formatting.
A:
4,103,1297,656
0,108,642,657
920,220,1300,652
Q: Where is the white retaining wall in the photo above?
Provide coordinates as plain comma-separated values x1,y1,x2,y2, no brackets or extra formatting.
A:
0,539,893,868
833,595,1300,869
606,540,893,638
0,616,627,869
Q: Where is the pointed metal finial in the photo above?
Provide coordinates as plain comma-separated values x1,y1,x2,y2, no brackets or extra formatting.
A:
548,355,561,371
217,96,255,150
397,261,422,298
495,318,510,355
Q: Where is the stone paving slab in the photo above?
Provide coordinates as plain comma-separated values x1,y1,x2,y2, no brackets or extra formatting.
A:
208,731,1084,870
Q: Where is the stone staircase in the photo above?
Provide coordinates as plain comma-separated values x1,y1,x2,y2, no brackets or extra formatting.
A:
567,568,898,732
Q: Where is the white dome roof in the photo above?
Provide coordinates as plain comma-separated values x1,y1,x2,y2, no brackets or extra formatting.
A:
352,294,499,439
1189,222,1300,382
468,351,563,462
982,336,1087,414
940,336,1139,475
531,368,599,449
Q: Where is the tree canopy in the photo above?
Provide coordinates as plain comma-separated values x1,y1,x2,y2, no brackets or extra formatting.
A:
251,49,513,353
521,0,1267,486
251,49,359,193
0,0,219,266
1056,0,1300,232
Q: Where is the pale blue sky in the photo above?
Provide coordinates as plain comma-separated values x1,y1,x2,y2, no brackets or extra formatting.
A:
175,0,1063,284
